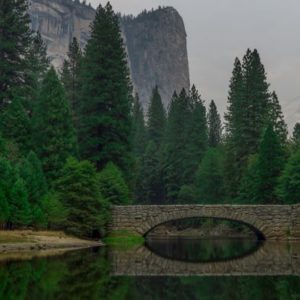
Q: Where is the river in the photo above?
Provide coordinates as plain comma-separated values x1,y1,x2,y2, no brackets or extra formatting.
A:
0,239,299,299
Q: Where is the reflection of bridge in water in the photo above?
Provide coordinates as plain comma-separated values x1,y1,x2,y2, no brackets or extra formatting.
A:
110,242,300,277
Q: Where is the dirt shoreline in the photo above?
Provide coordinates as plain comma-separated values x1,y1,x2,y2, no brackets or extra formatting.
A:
0,230,103,255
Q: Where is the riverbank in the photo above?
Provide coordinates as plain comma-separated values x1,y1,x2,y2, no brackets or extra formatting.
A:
0,230,103,253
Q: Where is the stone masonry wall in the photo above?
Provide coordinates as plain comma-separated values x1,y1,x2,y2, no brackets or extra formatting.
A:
109,205,300,240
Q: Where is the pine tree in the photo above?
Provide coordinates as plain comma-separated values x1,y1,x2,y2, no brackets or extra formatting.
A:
0,190,9,228
18,151,48,227
132,94,146,157
242,125,285,204
33,67,77,181
208,100,222,147
147,86,166,145
183,85,208,184
163,89,190,202
10,178,32,227
292,123,300,147
195,148,225,204
42,193,68,229
78,3,133,175
24,31,49,113
0,96,32,154
55,158,108,237
98,162,131,205
0,0,32,109
224,50,272,199
277,149,300,204
136,141,163,204
61,37,82,126
268,91,288,144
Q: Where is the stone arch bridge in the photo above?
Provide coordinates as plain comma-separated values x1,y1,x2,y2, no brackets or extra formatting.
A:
109,205,300,240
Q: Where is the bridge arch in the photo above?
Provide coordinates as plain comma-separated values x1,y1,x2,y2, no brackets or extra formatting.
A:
143,216,266,240
109,204,298,240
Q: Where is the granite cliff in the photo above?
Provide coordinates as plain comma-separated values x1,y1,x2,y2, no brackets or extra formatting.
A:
28,0,190,108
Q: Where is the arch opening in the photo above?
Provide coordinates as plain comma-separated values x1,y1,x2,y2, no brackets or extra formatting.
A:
144,217,266,241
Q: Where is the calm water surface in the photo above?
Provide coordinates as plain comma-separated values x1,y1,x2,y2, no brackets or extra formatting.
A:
0,239,299,300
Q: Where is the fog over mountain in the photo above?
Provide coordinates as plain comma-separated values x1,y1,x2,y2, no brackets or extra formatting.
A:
91,0,300,130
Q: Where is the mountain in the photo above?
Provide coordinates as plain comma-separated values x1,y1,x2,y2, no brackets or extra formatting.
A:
28,0,190,109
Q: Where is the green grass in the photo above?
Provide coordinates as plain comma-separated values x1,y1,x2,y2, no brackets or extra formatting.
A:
103,230,144,249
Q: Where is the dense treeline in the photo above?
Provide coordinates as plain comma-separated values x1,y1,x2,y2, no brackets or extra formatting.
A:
132,50,300,205
0,1,131,237
1,0,299,237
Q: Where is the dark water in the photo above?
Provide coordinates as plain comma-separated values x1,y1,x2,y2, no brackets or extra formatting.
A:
0,239,299,300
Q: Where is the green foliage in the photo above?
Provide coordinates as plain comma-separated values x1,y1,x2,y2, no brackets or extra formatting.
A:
0,190,9,226
132,94,146,157
61,37,82,127
292,123,300,147
224,49,283,199
147,86,166,145
10,178,32,227
277,149,300,204
41,193,68,229
208,100,222,147
0,0,32,108
195,148,225,203
135,141,164,204
55,158,108,237
254,125,285,204
78,3,133,175
0,96,32,154
177,185,197,204
33,67,77,182
98,162,131,205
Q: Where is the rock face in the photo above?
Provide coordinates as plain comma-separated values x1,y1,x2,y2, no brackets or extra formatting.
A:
28,0,190,109
122,8,190,108
29,0,95,68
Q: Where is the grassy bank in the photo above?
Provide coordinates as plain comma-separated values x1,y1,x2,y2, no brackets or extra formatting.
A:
104,231,144,249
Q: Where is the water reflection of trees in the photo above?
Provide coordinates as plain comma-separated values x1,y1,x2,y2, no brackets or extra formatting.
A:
0,248,299,300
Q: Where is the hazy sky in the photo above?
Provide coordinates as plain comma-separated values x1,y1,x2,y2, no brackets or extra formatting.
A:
90,0,300,129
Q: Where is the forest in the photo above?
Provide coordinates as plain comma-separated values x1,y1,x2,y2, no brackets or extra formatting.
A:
1,0,300,238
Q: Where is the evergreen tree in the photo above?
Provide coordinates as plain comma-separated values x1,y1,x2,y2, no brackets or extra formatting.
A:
163,90,189,202
78,3,133,175
0,96,32,154
18,151,48,206
292,123,300,147
0,0,32,109
0,190,9,228
208,100,222,147
237,155,260,204
10,178,32,227
61,37,82,126
183,85,208,184
147,86,166,145
135,141,163,204
33,67,77,181
195,148,225,204
98,162,131,205
42,193,68,229
55,158,108,237
132,94,146,157
240,125,285,204
268,91,288,143
224,50,272,199
277,149,300,204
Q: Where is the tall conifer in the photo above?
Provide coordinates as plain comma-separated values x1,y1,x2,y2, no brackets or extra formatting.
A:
33,67,77,181
78,3,133,175
208,100,222,147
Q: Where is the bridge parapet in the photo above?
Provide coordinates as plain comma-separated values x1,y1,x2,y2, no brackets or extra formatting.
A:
109,204,300,240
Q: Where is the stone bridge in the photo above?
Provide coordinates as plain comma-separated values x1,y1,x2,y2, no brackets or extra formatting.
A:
109,205,300,240
110,241,300,276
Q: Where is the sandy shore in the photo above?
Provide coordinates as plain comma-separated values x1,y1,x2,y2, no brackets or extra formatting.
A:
0,230,103,254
